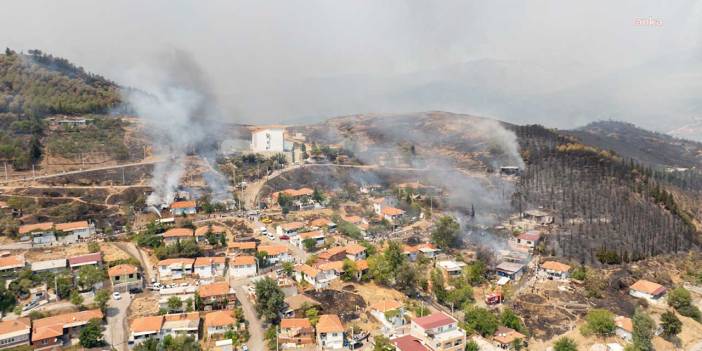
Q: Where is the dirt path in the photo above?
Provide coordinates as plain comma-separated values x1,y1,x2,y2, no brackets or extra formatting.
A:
0,159,161,185
114,242,154,283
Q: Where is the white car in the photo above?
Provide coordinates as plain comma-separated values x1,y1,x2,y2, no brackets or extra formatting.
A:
112,292,121,300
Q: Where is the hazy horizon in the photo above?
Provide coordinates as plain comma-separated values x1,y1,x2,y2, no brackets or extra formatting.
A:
1,1,700,134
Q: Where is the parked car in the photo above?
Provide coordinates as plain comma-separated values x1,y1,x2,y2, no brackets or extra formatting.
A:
129,287,143,294
112,292,122,300
279,234,290,240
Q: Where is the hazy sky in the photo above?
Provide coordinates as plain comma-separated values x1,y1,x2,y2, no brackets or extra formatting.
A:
1,1,700,131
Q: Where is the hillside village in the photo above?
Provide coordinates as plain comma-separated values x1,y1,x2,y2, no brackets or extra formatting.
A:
0,119,700,351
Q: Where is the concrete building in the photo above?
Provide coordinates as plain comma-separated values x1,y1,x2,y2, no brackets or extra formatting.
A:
158,258,195,279
108,264,142,292
0,255,25,273
410,312,466,351
55,221,95,243
30,259,67,274
204,310,236,340
162,228,195,245
540,261,571,280
629,280,667,302
294,264,337,290
280,318,315,349
293,230,325,249
198,282,237,311
193,257,227,278
129,313,200,346
493,326,526,349
32,309,103,350
19,222,55,247
495,262,525,281
316,315,344,350
369,300,405,336
251,127,285,152
0,318,31,349
257,245,292,264
230,256,257,278
170,201,197,216
615,316,633,342
68,253,102,270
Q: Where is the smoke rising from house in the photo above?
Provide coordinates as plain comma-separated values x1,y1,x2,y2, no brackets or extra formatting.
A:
122,50,231,206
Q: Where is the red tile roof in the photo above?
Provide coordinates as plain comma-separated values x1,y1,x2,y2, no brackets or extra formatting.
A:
391,335,430,351
19,222,54,234
108,264,138,277
412,312,455,329
68,253,102,267
55,221,90,231
163,228,194,238
170,200,196,209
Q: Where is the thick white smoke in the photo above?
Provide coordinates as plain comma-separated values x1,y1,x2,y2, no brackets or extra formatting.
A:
122,50,231,206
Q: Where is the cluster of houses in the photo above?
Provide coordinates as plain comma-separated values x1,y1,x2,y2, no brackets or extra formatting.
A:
0,309,103,350
293,243,369,290
18,221,96,247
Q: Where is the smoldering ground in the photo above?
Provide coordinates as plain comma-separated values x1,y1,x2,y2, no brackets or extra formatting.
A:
121,50,232,205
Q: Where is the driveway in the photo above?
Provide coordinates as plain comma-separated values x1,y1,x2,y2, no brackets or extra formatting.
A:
105,292,131,351
230,276,264,351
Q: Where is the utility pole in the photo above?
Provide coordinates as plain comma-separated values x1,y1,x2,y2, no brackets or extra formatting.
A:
32,164,36,181
3,162,7,181
122,168,126,185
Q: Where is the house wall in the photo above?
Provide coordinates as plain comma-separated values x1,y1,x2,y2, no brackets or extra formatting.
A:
616,328,632,342
251,129,285,152
231,265,257,278
317,332,343,349
0,332,30,349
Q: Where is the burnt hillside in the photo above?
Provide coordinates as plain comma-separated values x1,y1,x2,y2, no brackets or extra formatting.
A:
514,125,698,264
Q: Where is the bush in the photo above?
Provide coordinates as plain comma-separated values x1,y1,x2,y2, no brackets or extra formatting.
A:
581,309,615,337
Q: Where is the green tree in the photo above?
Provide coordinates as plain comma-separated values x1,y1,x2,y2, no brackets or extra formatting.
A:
133,338,159,351
632,308,655,351
553,337,578,351
668,287,702,321
94,289,110,313
431,269,447,303
580,309,615,338
431,216,459,249
79,318,104,348
341,259,358,281
282,261,294,277
464,306,499,336
29,135,42,164
305,307,320,325
464,261,487,286
87,241,101,253
465,340,480,351
313,187,325,203
167,296,183,312
660,310,682,338
302,238,317,252
77,265,105,291
70,290,84,307
255,277,285,324
373,335,394,351
500,308,526,333
264,326,277,350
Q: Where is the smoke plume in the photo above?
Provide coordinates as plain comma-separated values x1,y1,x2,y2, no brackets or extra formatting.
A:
122,50,231,206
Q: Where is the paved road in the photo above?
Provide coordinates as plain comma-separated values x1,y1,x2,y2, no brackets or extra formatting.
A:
230,276,264,351
105,293,131,351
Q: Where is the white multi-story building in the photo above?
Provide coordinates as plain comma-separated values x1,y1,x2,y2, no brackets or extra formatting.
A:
410,312,466,351
251,128,285,152
316,315,344,350
129,313,200,346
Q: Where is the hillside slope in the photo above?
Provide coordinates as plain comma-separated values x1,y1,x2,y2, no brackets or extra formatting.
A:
0,49,122,170
567,120,702,169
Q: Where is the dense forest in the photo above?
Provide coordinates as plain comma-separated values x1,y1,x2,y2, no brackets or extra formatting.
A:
513,125,698,264
0,49,121,169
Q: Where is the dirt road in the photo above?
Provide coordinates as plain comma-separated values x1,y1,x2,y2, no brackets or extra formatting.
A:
0,159,161,185
114,242,154,283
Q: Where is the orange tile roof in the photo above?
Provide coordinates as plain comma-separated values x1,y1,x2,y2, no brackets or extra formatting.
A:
541,261,571,273
204,310,235,328
295,264,320,278
345,244,366,255
130,315,163,333
630,279,666,295
163,228,194,238
342,215,362,224
231,256,256,266
299,230,324,240
356,260,369,271
0,318,30,337
55,221,90,231
195,225,228,236
318,246,347,260
370,300,403,312
158,258,195,266
170,200,196,209
403,243,435,254
309,218,331,227
108,264,138,277
316,315,344,333
18,222,54,234
33,309,103,340
194,257,226,266
282,222,306,231
0,255,24,269
228,241,257,250
381,207,405,216
198,281,232,298
258,245,288,256
493,327,526,345
163,312,199,322
281,318,312,329
615,316,633,333
318,261,344,272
